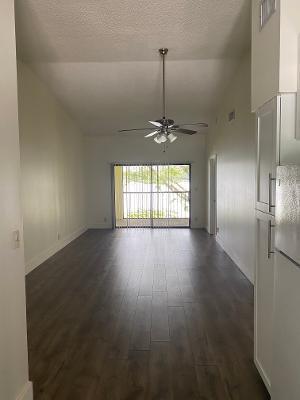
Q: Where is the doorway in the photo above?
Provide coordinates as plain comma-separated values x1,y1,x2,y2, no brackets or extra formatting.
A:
208,156,217,235
113,163,191,228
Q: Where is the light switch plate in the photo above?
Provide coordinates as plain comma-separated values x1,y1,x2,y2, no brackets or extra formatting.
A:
12,230,20,249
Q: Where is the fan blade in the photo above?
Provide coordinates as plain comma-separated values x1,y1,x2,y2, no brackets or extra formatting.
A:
173,122,208,128
119,128,156,132
145,130,159,138
149,120,163,127
175,128,198,135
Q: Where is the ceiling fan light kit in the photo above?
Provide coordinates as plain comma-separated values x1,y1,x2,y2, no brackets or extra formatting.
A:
168,132,177,143
118,48,208,145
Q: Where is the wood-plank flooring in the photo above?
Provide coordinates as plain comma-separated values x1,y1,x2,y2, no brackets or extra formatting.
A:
26,229,270,399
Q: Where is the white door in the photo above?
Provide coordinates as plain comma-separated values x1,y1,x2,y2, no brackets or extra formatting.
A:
208,156,217,235
256,98,278,215
255,210,275,393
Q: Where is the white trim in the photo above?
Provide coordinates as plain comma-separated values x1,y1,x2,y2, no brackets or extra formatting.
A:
26,226,87,274
216,234,254,283
16,382,33,400
208,155,217,235
89,223,203,230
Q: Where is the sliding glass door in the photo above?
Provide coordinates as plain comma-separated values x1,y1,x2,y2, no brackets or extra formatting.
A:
114,164,190,228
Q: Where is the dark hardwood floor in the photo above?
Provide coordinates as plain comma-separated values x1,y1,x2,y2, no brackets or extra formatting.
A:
26,229,270,400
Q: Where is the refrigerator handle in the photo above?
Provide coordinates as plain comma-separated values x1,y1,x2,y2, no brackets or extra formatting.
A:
268,220,276,258
268,173,276,213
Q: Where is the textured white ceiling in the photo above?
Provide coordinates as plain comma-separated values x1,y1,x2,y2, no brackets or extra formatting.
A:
16,0,250,62
15,0,250,135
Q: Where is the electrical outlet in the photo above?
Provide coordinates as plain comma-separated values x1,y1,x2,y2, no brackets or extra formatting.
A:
228,110,236,122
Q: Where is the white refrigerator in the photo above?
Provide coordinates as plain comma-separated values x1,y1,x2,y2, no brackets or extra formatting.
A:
271,166,300,399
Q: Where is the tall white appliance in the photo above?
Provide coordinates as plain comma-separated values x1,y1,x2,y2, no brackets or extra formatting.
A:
271,164,300,400
271,80,300,399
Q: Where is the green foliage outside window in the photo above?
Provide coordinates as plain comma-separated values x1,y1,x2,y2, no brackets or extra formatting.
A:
123,165,189,189
127,210,177,219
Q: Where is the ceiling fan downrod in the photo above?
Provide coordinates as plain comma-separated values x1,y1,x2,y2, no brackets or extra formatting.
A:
117,47,208,144
159,48,168,122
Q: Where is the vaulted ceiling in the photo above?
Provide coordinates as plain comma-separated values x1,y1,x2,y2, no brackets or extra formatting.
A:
15,0,250,136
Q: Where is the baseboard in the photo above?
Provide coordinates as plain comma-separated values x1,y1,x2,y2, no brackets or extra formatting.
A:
254,359,271,394
216,234,254,283
16,382,33,400
190,224,204,229
88,222,113,229
25,226,87,274
89,223,203,230
204,226,214,235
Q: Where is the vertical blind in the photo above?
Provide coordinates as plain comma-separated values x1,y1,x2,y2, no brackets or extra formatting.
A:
114,163,190,228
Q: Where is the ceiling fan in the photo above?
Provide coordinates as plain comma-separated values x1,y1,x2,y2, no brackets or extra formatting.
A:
118,48,208,144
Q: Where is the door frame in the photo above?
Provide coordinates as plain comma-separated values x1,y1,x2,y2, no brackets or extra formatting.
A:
208,155,217,235
111,162,192,229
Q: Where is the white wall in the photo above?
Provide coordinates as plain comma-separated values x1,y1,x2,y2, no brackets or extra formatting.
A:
207,52,256,282
18,63,87,274
85,134,207,229
0,1,32,400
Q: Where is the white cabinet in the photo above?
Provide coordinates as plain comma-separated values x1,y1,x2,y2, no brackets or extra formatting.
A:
251,1,300,112
255,93,300,394
255,98,278,393
254,210,275,393
280,93,300,165
256,98,278,215
256,94,300,214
